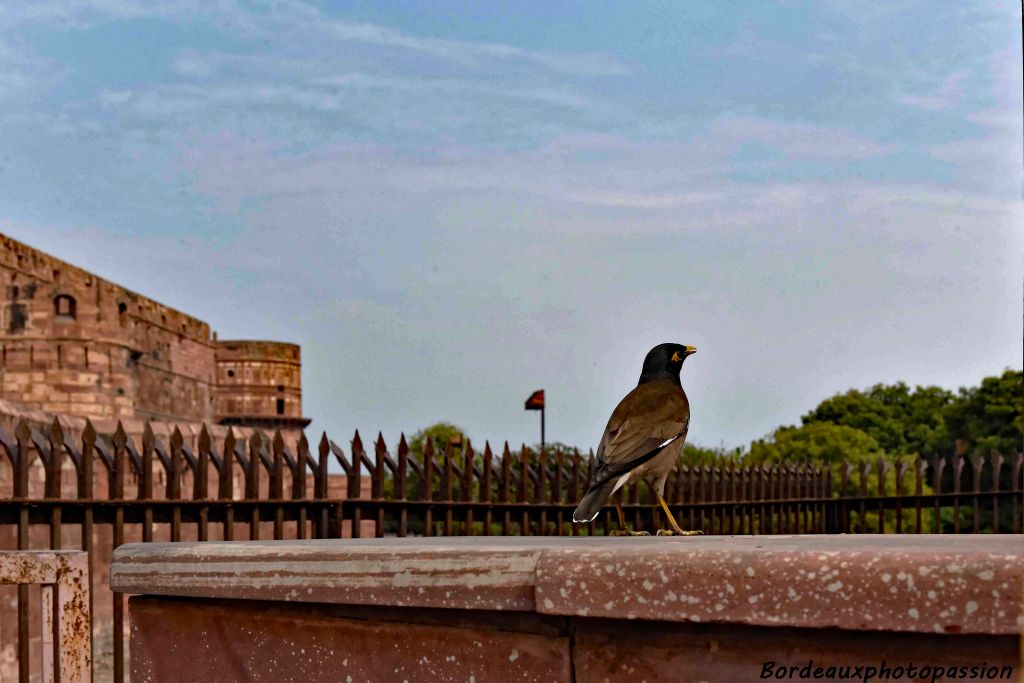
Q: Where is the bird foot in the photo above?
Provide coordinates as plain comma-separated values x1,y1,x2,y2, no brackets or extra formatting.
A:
610,529,650,536
656,529,704,536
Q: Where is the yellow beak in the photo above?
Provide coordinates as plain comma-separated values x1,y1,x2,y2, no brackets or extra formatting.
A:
684,345,698,355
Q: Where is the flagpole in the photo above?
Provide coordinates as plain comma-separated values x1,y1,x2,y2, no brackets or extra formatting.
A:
540,405,545,454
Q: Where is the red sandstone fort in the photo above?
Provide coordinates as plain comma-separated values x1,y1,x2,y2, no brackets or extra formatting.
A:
0,232,309,438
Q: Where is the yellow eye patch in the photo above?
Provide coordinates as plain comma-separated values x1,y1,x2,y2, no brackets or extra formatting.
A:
671,351,682,362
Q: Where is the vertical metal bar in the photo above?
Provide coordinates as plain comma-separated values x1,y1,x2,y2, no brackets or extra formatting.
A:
585,450,596,536
500,443,511,536
753,466,763,535
247,433,262,540
876,458,888,534
294,433,309,539
111,422,127,683
952,453,963,534
374,433,387,538
697,466,708,535
969,453,984,533
823,467,831,533
141,424,154,543
482,443,493,537
41,584,55,683
222,429,237,541
423,438,435,537
14,419,31,683
537,447,548,535
728,465,737,534
47,419,64,550
196,425,211,541
519,446,530,535
442,440,453,537
931,455,945,533
692,464,700,532
857,462,869,532
554,451,565,536
396,435,409,538
894,460,907,534
349,431,364,538
169,427,183,542
568,451,579,536
463,439,474,536
1013,453,1023,533
914,458,926,533
57,552,92,683
989,453,1003,533
80,421,96,681
272,431,286,540
316,433,329,538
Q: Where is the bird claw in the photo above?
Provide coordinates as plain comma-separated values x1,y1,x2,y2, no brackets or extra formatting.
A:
610,530,650,536
656,529,704,536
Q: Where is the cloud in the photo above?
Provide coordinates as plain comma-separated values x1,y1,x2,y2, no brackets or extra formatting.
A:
171,54,213,78
4,0,629,76
899,70,970,111
713,116,897,160
268,0,628,76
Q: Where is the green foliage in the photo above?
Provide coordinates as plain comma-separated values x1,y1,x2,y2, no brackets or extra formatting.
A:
749,422,885,466
943,369,1023,455
408,422,466,462
801,383,953,456
800,370,1022,458
680,442,745,467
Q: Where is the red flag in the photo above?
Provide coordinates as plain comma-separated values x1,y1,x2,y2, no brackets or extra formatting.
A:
524,389,544,410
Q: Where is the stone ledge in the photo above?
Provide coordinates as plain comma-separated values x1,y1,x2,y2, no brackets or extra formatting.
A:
111,535,1023,636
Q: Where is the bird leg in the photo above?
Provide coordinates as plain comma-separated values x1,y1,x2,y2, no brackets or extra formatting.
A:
609,498,649,536
655,495,703,536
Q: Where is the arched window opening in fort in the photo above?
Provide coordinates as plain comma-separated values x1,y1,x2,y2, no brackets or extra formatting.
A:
277,384,284,392
227,369,235,378
276,398,285,415
54,294,76,320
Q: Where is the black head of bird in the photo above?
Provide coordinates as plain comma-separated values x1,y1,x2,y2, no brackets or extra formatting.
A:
638,342,697,386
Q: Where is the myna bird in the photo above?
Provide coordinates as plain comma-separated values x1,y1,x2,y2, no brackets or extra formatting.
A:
572,343,701,536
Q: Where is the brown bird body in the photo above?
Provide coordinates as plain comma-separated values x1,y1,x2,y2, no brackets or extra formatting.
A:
572,343,700,536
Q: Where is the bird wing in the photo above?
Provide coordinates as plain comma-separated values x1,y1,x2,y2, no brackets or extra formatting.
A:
593,381,689,482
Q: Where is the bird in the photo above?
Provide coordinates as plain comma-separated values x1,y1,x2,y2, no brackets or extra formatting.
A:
572,342,701,536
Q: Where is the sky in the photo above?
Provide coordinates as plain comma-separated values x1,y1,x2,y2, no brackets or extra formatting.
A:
0,1,1021,454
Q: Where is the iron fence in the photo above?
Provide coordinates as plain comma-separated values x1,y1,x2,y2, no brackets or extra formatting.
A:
0,417,1020,683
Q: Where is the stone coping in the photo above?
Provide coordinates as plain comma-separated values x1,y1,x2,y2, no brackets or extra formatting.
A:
111,535,1023,636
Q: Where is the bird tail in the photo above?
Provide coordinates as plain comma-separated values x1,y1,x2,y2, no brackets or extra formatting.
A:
572,477,619,523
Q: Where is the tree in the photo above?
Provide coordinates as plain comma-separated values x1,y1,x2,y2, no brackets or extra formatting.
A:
943,369,1023,455
801,383,953,456
408,422,467,463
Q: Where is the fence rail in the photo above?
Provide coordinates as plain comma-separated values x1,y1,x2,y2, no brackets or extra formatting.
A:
0,417,1020,683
